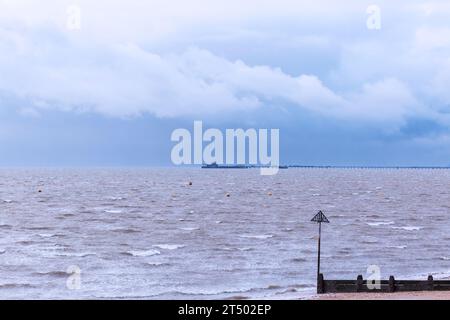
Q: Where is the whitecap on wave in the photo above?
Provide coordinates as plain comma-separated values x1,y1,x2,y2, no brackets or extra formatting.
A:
55,252,97,257
38,233,56,238
152,244,185,250
178,227,199,231
126,249,160,257
366,221,394,227
391,226,423,231
240,234,274,240
106,196,125,201
104,209,123,214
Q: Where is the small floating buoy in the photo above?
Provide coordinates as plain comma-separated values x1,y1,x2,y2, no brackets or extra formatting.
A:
38,189,42,193
188,181,192,186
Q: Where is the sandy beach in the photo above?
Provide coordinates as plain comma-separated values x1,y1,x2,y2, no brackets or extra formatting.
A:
315,291,450,300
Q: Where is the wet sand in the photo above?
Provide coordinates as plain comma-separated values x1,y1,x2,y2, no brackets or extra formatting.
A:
315,291,450,300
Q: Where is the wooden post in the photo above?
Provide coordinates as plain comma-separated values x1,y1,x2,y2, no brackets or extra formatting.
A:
389,275,395,292
428,275,434,291
317,273,324,294
356,275,363,292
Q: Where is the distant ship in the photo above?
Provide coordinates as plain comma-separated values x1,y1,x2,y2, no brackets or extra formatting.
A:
201,162,288,169
202,162,248,169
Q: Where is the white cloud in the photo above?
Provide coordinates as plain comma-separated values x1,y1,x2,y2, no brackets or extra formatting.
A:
0,0,449,129
0,24,421,124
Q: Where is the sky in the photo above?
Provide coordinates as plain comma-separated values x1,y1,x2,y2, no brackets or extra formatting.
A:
1,0,450,166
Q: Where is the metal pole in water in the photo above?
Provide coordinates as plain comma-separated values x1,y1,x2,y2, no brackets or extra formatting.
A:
311,210,329,291
317,221,321,282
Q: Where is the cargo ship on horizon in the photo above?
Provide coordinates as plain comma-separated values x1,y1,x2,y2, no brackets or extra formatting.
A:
202,162,288,169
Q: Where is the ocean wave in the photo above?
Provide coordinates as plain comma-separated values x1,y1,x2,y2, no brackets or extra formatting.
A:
366,221,394,227
439,256,450,261
17,240,35,245
391,226,423,231
266,284,282,289
168,286,257,296
329,214,345,218
112,228,140,234
225,295,250,300
38,233,56,238
217,247,234,251
216,246,253,252
61,213,76,217
55,252,97,257
291,257,307,262
106,196,125,201
240,234,274,240
126,249,161,257
388,245,407,249
33,271,68,278
179,227,199,231
361,237,378,244
26,226,52,231
152,244,185,250
144,262,170,267
0,283,35,289
104,209,123,214
166,283,316,299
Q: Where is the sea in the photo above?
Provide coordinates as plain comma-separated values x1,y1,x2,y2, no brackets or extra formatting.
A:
0,167,449,299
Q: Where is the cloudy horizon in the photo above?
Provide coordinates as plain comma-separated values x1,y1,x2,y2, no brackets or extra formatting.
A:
1,0,450,166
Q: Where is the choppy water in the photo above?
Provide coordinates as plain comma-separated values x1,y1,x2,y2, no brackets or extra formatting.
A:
0,168,450,299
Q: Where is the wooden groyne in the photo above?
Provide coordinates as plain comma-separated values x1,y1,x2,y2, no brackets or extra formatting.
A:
317,274,450,294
